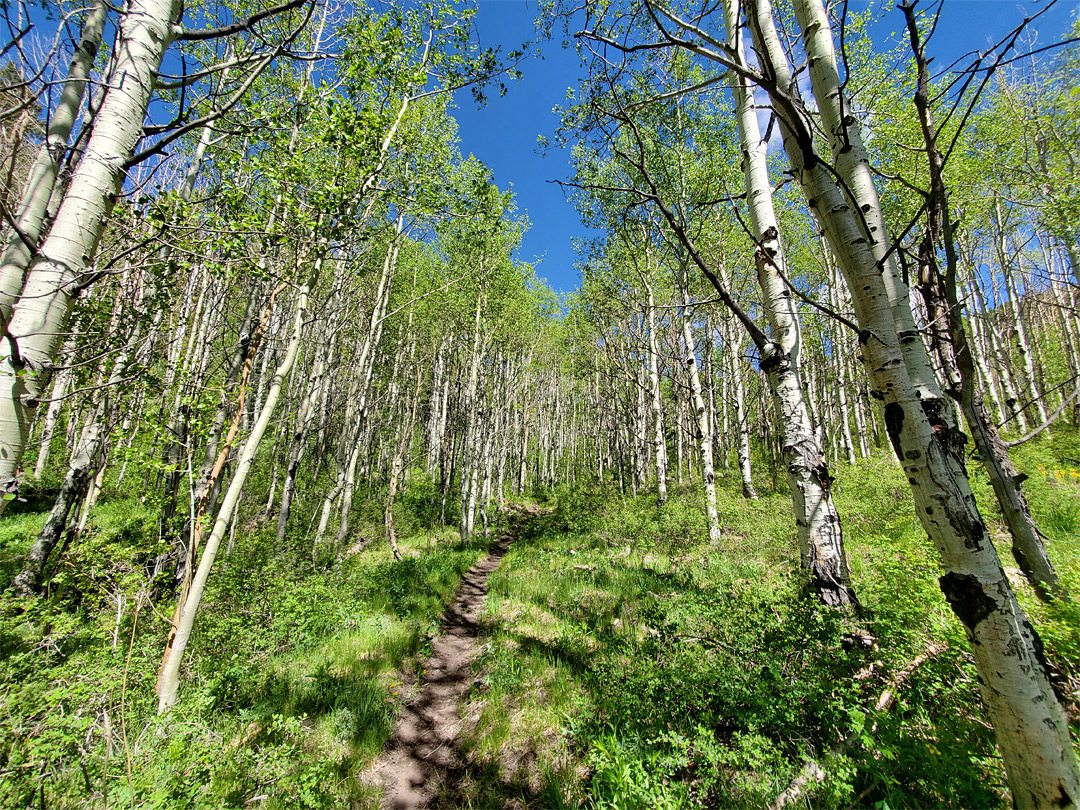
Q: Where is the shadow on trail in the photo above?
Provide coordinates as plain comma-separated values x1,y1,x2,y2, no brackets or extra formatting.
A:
376,505,542,810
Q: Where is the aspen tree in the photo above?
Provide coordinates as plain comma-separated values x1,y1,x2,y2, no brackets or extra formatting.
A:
569,81,858,602
0,0,109,321
675,259,721,541
158,267,314,713
743,0,1080,799
900,1,1064,601
994,200,1049,428
0,0,181,509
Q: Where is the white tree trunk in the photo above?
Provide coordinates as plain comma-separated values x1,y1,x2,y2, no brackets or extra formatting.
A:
158,273,311,713
642,271,668,504
721,4,856,603
791,0,940,404
459,292,485,540
748,0,1080,798
678,266,721,542
0,0,178,508
0,0,110,319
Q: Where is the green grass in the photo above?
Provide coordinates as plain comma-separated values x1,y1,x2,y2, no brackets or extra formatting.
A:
0,484,494,809
458,440,1080,809
2,435,1077,809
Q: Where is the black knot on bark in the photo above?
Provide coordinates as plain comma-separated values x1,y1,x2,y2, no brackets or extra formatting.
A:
939,572,995,631
883,401,905,459
758,343,785,374
1052,781,1074,809
921,399,968,464
813,459,834,495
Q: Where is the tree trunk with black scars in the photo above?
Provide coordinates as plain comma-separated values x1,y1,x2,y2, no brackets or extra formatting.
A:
0,0,109,321
901,1,1065,603
0,0,180,513
747,0,1080,799
723,0,856,605
9,420,101,596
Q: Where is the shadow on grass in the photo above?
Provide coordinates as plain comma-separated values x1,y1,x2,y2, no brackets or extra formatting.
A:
440,755,573,810
470,494,1009,809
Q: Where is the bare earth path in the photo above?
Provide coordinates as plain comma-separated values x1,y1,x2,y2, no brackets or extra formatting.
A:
376,507,537,809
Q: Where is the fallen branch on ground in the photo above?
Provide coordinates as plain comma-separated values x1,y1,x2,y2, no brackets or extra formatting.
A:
769,640,948,810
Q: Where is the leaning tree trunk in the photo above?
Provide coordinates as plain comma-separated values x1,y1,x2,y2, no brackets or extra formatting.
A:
0,0,109,320
897,4,1065,603
276,258,336,543
9,420,102,596
748,0,1080,801
0,0,179,512
158,269,312,713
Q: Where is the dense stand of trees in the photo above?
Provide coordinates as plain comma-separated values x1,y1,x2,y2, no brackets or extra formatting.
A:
0,0,1078,804
554,0,1080,801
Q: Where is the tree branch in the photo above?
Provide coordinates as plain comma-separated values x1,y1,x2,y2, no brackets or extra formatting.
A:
172,0,309,41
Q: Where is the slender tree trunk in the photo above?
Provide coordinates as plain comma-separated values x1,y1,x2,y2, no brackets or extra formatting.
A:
0,0,179,510
900,5,1065,603
970,249,1027,431
459,291,485,540
276,260,334,543
33,359,73,480
0,0,110,319
158,269,313,713
728,325,757,499
720,9,856,603
677,264,721,542
335,234,397,544
995,201,1048,429
9,419,102,596
387,356,424,561
636,249,668,505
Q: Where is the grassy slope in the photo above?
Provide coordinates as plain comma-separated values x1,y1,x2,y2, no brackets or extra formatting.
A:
0,435,1076,809
459,437,1080,809
0,488,495,809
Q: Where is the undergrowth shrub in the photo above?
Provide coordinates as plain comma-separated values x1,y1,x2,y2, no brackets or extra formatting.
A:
0,477,490,809
467,447,1048,809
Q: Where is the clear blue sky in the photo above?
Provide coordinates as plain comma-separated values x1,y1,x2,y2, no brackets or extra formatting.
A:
452,0,593,296
452,0,1079,295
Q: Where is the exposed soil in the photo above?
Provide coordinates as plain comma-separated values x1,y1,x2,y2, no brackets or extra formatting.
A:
376,506,538,809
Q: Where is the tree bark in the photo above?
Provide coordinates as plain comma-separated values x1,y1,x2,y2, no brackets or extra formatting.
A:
900,3,1064,602
677,263,721,541
0,0,179,511
748,0,1080,799
0,0,110,321
158,268,312,713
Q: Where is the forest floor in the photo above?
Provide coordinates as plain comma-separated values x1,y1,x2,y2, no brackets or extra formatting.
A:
1,438,1078,809
377,504,542,809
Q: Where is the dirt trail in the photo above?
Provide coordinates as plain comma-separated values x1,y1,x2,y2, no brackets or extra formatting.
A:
376,506,537,809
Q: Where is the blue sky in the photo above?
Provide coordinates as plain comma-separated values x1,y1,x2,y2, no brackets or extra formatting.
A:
452,0,1079,295
452,0,592,296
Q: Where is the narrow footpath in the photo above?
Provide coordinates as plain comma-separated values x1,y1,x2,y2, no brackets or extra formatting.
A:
376,506,538,809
